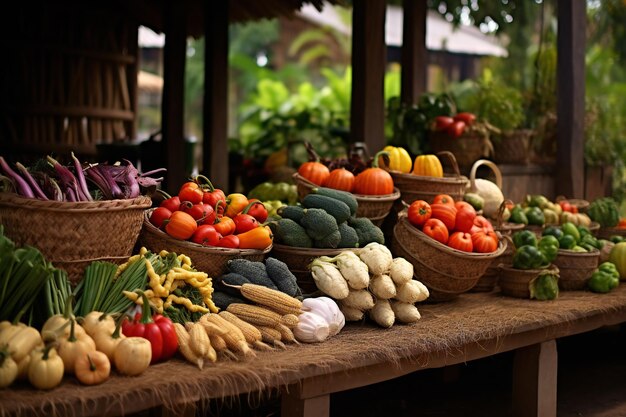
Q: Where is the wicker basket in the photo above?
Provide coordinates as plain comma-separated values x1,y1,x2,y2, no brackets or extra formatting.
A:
554,195,590,213
428,130,494,170
139,210,271,278
292,173,400,226
552,249,600,291
391,212,507,302
389,151,468,206
492,129,533,165
523,224,545,239
0,192,151,284
270,244,358,293
498,264,560,299
596,226,626,241
472,243,515,293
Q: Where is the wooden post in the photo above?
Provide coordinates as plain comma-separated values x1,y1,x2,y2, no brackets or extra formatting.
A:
127,24,139,141
512,340,558,417
556,0,585,198
161,0,187,193
400,0,427,105
350,0,387,151
281,392,330,417
202,0,229,191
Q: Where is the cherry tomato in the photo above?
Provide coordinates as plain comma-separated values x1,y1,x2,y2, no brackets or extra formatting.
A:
216,234,240,249
434,116,455,131
191,225,222,246
160,196,181,213
453,112,476,125
422,218,449,244
447,120,466,139
149,207,172,229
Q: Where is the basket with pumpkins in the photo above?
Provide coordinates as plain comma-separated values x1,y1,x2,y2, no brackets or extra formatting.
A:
293,144,400,226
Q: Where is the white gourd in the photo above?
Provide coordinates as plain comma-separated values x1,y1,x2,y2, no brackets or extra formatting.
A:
395,280,429,303
467,160,504,219
293,312,330,343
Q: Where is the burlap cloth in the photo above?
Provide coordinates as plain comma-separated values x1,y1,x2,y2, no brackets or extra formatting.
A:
3,287,626,417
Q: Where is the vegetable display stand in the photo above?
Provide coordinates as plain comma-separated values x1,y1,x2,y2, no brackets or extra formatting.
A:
269,244,358,293
428,130,494,171
139,210,271,278
492,129,533,165
292,173,400,226
552,249,600,291
389,151,468,206
498,264,560,299
0,193,151,284
391,211,506,301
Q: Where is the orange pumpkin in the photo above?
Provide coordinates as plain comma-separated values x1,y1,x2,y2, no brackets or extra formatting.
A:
353,151,394,195
298,161,330,186
324,168,355,192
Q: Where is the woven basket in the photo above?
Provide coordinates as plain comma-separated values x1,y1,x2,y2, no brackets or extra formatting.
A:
498,264,560,299
139,210,271,278
270,244,358,293
389,151,468,206
472,243,515,293
0,192,151,284
596,226,626,241
391,212,507,302
492,129,533,164
523,224,545,239
554,195,590,213
552,249,600,291
292,173,400,226
428,130,494,170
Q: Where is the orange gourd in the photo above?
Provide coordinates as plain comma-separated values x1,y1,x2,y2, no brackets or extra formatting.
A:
298,161,330,186
236,226,273,250
353,151,395,195
324,168,355,192
412,155,443,177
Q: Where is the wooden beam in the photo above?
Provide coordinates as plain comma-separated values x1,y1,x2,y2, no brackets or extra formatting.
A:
350,0,387,152
127,24,139,140
202,0,229,191
556,0,586,198
161,0,187,193
400,0,427,105
512,341,558,417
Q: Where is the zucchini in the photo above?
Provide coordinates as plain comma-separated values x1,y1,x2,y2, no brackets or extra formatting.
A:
338,222,359,248
227,259,277,290
302,194,351,224
313,230,342,249
264,257,301,297
274,218,313,248
301,208,339,241
277,205,305,223
311,187,358,216
348,217,385,245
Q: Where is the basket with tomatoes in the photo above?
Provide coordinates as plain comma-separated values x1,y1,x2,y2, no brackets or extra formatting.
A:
391,194,506,301
139,176,272,278
293,149,400,226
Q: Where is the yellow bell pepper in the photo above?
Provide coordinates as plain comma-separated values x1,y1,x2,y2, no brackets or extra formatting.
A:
379,146,412,173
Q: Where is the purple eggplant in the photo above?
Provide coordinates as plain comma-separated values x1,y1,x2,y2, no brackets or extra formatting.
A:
15,162,48,200
71,152,92,201
0,157,35,198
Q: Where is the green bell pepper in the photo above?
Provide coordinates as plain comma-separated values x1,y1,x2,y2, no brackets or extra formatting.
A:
580,234,601,250
598,261,620,280
510,205,529,225
513,245,545,270
512,230,538,249
542,226,564,240
525,194,550,209
588,264,620,293
561,222,581,243
538,235,559,264
577,225,591,239
558,234,577,250
524,207,545,226
530,270,559,300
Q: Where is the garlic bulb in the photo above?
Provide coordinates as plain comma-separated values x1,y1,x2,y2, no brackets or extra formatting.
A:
293,312,330,343
302,297,345,336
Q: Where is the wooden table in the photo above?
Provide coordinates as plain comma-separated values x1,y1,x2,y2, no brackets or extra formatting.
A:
3,288,626,417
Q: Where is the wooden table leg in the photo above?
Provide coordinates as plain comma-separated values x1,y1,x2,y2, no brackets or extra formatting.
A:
281,388,330,417
512,340,557,417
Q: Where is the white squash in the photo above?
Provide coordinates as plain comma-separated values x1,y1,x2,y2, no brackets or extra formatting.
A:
467,159,504,219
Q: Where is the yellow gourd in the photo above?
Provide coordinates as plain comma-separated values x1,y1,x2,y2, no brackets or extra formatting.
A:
411,155,443,177
379,146,412,173
114,337,151,376
28,345,64,390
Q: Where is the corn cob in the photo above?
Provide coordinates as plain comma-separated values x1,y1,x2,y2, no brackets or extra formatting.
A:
173,323,204,370
226,303,283,328
185,322,216,362
204,314,255,357
257,326,286,350
280,314,299,328
219,311,273,351
275,323,298,344
235,283,303,316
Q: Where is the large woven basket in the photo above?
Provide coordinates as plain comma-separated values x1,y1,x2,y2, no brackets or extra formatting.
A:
139,210,271,278
292,173,400,226
472,243,514,293
498,264,560,299
552,249,600,291
389,151,468,206
596,226,626,241
492,129,533,165
270,244,358,293
391,212,506,302
0,192,151,284
428,130,494,170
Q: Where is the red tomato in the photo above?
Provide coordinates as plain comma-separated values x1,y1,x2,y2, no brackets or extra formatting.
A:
165,211,197,240
559,200,572,213
434,116,455,131
422,218,449,244
191,225,221,246
455,201,474,212
233,213,259,234
407,200,432,228
204,189,226,213
149,207,172,229
179,185,203,205
246,199,268,223
160,196,181,213
471,230,498,253
181,201,213,224
430,203,457,231
448,231,473,252
447,120,466,138
432,194,455,207
454,112,476,125
470,215,494,235
217,234,240,249
454,205,477,233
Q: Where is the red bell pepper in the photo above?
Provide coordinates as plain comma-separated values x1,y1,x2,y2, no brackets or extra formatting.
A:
122,291,178,363
245,199,268,223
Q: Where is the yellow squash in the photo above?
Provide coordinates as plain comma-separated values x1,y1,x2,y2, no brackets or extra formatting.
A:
412,154,443,177
380,146,412,173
